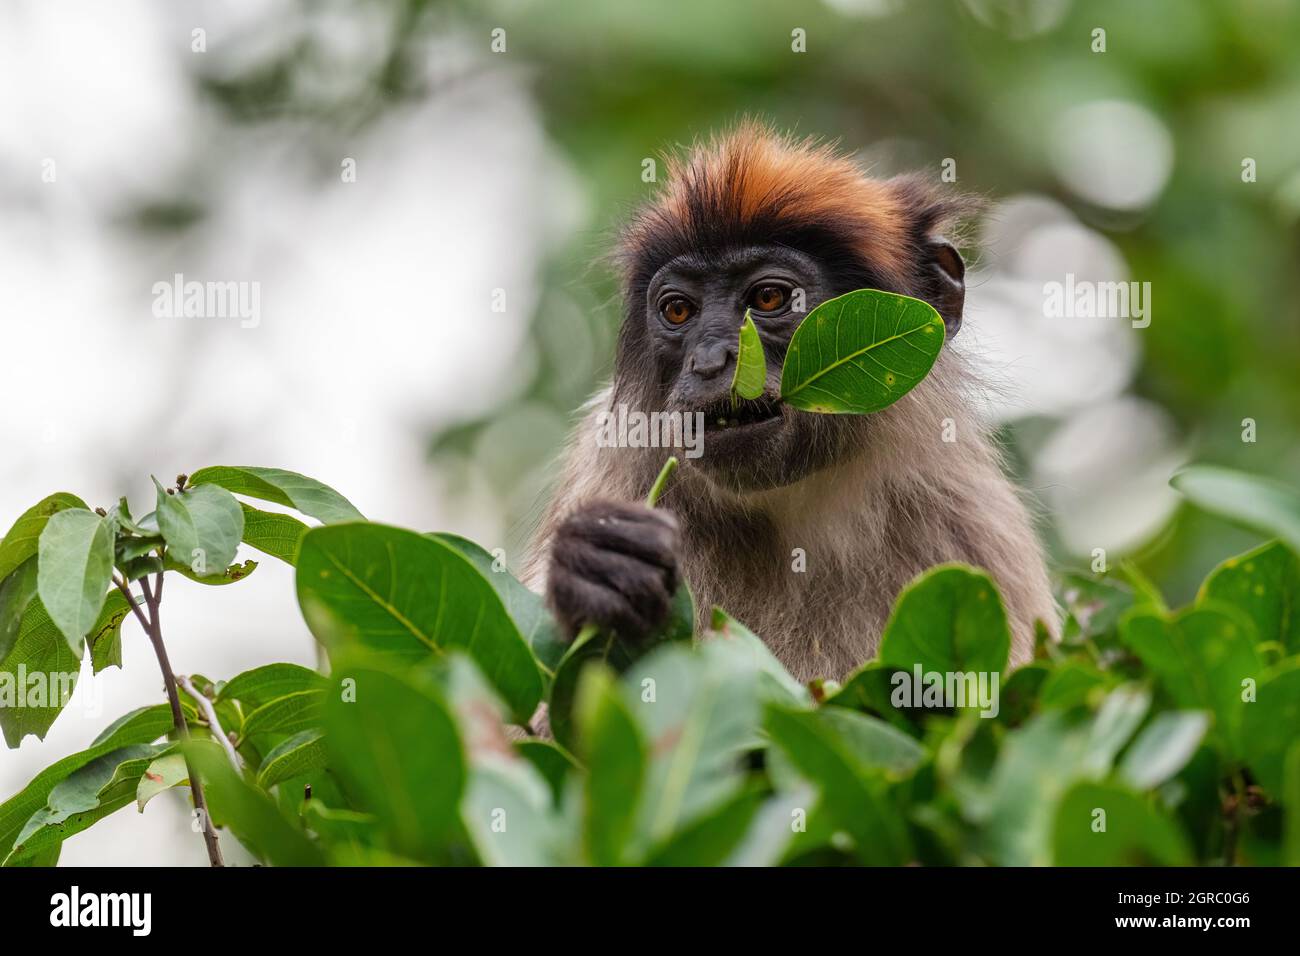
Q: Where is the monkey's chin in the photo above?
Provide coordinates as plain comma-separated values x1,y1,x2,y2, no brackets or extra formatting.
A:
690,415,800,494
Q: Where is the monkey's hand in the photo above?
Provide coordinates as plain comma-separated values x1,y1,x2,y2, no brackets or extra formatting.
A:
546,499,682,642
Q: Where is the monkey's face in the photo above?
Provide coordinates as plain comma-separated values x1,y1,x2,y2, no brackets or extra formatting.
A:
643,244,868,493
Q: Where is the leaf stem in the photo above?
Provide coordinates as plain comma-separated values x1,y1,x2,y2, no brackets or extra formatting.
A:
177,675,241,771
113,574,225,867
646,456,679,508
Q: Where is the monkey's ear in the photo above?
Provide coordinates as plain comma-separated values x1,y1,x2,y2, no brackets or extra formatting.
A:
926,239,965,338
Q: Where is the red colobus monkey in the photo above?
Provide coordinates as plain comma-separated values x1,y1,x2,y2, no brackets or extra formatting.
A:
523,124,1056,681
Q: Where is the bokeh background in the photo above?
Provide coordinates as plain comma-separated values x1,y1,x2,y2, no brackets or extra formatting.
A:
2,0,1298,863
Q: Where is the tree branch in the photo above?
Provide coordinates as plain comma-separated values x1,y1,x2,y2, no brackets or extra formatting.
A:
177,675,241,771
114,574,225,867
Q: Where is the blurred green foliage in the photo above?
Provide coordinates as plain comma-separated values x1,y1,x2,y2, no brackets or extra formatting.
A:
181,0,1300,602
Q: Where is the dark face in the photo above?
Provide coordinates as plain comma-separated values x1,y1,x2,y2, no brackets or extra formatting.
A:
643,244,867,493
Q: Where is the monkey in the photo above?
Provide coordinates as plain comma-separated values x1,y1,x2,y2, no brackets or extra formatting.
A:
521,122,1057,685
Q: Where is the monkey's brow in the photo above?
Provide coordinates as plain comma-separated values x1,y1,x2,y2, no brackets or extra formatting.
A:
661,245,814,277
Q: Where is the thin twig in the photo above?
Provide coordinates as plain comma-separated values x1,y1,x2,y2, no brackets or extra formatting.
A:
177,675,241,771
117,573,225,867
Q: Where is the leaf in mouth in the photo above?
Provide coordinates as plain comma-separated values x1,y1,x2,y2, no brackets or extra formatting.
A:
730,309,767,404
779,290,945,414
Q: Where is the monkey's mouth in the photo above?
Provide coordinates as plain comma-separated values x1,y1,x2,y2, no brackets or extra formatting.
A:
697,396,782,432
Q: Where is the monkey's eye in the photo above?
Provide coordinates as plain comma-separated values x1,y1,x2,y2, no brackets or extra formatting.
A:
748,283,789,313
660,297,694,325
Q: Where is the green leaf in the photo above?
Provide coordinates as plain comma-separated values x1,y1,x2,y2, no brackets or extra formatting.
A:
1240,661,1300,795
257,729,327,789
164,555,257,585
238,503,309,565
779,289,945,414
620,641,764,852
88,590,130,674
297,523,542,724
217,662,326,708
1199,540,1300,653
722,785,818,866
643,784,765,866
514,739,576,805
135,752,190,811
323,665,465,860
576,665,646,865
185,740,324,866
433,654,561,866
462,760,559,866
104,496,149,537
0,599,82,747
548,582,696,747
762,704,910,864
189,465,364,524
1285,742,1300,865
548,629,635,749
1051,781,1191,865
36,508,114,653
0,557,39,661
1038,661,1113,710
805,707,926,778
6,744,168,864
2,587,130,747
0,492,88,582
995,663,1050,727
1117,711,1210,790
730,309,766,401
154,478,244,576
239,690,324,743
823,661,922,733
971,688,1152,866
878,563,1011,677
1171,465,1300,554
1120,605,1263,756
706,608,810,707
0,704,172,858
432,533,567,683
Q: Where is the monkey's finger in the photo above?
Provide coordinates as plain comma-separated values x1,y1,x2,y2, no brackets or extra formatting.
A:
547,568,659,640
560,503,680,569
551,542,676,622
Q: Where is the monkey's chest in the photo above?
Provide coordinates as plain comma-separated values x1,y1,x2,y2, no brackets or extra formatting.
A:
689,551,894,683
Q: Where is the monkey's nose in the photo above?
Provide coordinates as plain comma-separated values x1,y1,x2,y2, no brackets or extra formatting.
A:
689,342,731,379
